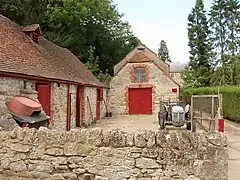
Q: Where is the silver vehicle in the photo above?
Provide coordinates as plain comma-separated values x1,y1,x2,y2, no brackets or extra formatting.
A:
158,95,196,132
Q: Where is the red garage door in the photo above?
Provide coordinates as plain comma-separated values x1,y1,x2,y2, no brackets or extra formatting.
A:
128,88,152,114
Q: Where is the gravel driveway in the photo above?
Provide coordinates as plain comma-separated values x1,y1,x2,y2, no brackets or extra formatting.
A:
92,114,203,133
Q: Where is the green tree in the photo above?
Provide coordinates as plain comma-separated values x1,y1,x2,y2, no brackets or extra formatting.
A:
225,0,240,55
158,40,171,63
0,0,140,77
184,0,212,87
85,46,112,85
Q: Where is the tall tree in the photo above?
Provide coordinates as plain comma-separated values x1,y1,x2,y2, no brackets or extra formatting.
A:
209,0,229,64
0,0,140,79
158,40,171,63
225,0,240,55
184,0,212,87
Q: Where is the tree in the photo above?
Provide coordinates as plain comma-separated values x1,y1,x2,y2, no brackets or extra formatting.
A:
0,0,140,80
158,40,171,63
209,0,229,64
225,0,240,55
184,0,212,87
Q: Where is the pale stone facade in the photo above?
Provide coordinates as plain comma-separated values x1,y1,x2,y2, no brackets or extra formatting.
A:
0,127,228,180
51,83,68,129
0,76,107,130
109,62,179,115
84,87,108,126
84,87,97,125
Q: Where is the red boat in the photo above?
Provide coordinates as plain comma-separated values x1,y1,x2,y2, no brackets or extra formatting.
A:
7,96,50,129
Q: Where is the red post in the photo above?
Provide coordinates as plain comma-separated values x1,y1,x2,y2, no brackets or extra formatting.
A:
218,117,224,133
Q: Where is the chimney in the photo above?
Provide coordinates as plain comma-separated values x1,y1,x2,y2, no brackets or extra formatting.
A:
23,24,41,44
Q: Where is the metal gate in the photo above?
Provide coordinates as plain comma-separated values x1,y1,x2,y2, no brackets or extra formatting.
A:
190,94,223,132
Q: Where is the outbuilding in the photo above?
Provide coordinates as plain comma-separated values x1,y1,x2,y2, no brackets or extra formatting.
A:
0,15,107,130
108,44,179,115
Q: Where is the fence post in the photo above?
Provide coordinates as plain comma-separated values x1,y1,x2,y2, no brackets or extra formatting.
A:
218,94,224,132
190,96,194,133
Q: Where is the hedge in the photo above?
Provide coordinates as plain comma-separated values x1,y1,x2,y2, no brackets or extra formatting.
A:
181,86,240,122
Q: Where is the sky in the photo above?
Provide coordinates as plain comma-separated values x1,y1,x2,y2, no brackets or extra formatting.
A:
113,0,213,64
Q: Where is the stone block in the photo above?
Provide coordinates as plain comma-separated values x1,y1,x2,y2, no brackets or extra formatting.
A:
51,173,65,180
109,129,126,147
10,143,31,153
134,131,147,148
9,160,27,172
136,158,160,169
62,172,78,180
46,148,64,155
64,142,78,156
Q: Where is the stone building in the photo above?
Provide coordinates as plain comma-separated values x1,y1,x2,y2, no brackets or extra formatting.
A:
170,62,186,87
0,15,107,130
108,44,179,115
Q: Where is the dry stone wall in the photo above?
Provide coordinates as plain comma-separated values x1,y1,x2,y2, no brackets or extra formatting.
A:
0,127,227,180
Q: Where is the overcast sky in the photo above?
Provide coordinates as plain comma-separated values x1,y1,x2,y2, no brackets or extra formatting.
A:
113,0,212,64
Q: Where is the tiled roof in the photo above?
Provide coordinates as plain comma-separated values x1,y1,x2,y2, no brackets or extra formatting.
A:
0,15,103,87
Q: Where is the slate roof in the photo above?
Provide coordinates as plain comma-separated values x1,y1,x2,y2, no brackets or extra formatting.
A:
0,15,103,87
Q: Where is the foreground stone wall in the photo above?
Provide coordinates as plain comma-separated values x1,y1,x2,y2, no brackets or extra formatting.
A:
0,127,228,180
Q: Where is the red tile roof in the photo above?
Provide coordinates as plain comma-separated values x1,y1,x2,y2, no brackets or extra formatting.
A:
0,15,103,87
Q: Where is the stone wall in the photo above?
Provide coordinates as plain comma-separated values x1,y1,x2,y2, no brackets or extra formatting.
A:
0,77,37,130
51,83,68,129
100,88,108,119
84,87,97,126
109,62,179,115
0,127,228,180
70,85,77,129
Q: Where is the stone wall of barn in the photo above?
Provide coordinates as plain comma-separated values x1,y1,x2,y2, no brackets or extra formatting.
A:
100,88,108,119
51,83,68,130
69,85,77,129
109,62,179,115
84,87,97,126
0,127,228,180
0,77,37,130
82,87,108,127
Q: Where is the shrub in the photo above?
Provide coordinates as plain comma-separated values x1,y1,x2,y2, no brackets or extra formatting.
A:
181,86,240,122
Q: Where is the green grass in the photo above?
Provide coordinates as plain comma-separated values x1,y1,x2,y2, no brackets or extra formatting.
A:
182,86,240,122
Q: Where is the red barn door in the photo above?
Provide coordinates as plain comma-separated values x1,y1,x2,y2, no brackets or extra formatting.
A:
128,88,152,114
37,83,51,116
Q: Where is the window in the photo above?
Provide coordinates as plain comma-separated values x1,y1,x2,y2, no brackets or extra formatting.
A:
23,81,27,89
133,67,147,83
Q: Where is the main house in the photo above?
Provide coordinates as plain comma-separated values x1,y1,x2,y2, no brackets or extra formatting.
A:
108,44,179,115
0,15,108,130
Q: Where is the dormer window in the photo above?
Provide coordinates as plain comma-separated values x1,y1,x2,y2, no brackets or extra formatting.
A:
23,24,41,44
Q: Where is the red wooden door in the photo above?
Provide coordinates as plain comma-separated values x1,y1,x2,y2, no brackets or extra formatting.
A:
128,88,152,114
37,83,51,116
